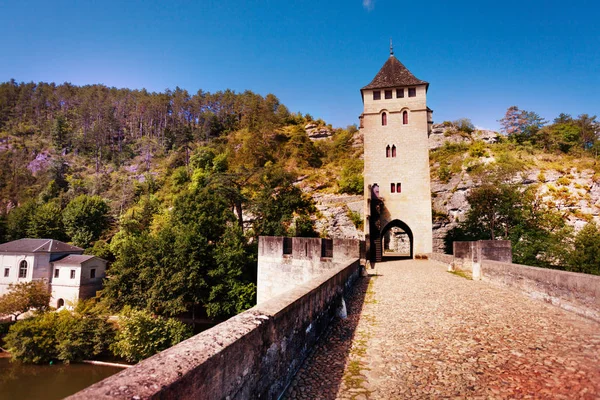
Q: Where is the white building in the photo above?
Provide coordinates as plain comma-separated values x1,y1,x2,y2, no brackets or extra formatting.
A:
0,239,107,308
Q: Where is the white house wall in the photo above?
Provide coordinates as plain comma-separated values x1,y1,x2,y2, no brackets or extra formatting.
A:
0,253,44,296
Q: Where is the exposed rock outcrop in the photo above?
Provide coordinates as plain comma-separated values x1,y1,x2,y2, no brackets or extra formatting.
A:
429,123,499,150
305,123,333,140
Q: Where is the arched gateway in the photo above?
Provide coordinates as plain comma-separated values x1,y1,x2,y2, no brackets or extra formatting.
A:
382,219,413,259
361,45,433,262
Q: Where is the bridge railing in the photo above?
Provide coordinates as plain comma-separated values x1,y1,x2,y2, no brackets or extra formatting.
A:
67,257,361,400
430,247,600,323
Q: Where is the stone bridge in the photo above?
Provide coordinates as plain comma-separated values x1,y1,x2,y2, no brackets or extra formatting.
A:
70,238,600,399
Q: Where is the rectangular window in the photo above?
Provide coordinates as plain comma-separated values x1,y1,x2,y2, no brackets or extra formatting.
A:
373,90,381,100
3,268,9,278
390,183,395,193
283,237,292,255
321,238,333,258
54,269,59,278
90,269,96,279
408,88,416,97
70,270,76,279
396,88,404,98
384,90,392,99
397,183,402,193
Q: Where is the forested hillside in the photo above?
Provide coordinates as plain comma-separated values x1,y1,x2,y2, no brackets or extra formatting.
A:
1,80,599,328
0,80,363,320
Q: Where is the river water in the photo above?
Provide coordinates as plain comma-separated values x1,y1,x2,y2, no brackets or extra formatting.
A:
0,357,123,400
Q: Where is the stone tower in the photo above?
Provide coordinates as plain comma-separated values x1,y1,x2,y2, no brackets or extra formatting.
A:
361,49,433,261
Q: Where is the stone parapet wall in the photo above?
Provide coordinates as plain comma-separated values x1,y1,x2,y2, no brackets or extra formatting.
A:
427,252,453,266
452,240,512,279
257,236,362,304
68,258,361,400
481,260,600,323
430,251,600,323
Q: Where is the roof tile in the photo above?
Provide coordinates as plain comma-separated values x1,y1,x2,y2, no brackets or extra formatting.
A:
362,55,428,90
0,239,84,253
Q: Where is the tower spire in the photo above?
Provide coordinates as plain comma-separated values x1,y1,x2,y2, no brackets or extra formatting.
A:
390,38,394,56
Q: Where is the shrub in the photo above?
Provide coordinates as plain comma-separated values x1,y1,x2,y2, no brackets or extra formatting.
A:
453,118,475,134
438,164,452,183
54,310,115,363
110,309,192,363
468,141,487,158
556,176,571,186
567,223,600,275
4,312,59,364
338,159,364,195
3,309,115,364
347,210,363,230
537,172,546,183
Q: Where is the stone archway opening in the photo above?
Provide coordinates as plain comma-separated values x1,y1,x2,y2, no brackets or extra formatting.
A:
57,298,65,308
381,219,414,259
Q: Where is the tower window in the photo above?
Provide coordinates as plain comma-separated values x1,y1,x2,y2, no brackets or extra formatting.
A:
408,88,416,97
396,88,404,98
54,268,59,278
70,270,76,279
386,145,390,158
403,111,408,125
90,269,96,279
4,268,9,278
392,145,397,157
373,90,381,100
18,260,27,278
384,90,392,99
397,183,402,193
382,112,387,126
390,183,395,193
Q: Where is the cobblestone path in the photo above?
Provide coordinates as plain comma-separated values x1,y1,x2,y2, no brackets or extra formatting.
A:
283,259,600,399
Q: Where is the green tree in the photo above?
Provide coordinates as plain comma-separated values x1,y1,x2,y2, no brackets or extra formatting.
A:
110,308,192,362
4,305,115,364
0,281,51,321
567,223,600,275
461,183,521,240
249,166,313,237
338,159,364,195
453,118,475,134
5,202,37,241
206,224,256,318
27,200,66,240
499,106,546,143
62,194,110,247
54,308,115,363
447,183,572,268
3,312,59,363
51,113,70,150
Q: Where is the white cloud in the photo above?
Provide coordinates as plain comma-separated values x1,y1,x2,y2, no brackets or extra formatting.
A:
362,0,374,11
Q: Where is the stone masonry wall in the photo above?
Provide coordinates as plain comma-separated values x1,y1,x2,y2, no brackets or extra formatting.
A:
68,258,361,400
481,260,600,323
430,251,600,323
451,240,512,278
257,236,362,304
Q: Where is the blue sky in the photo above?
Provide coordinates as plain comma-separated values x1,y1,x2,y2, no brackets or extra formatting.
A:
0,0,598,130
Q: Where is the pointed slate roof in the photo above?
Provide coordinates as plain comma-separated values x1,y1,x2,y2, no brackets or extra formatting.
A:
0,239,83,253
362,55,428,90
